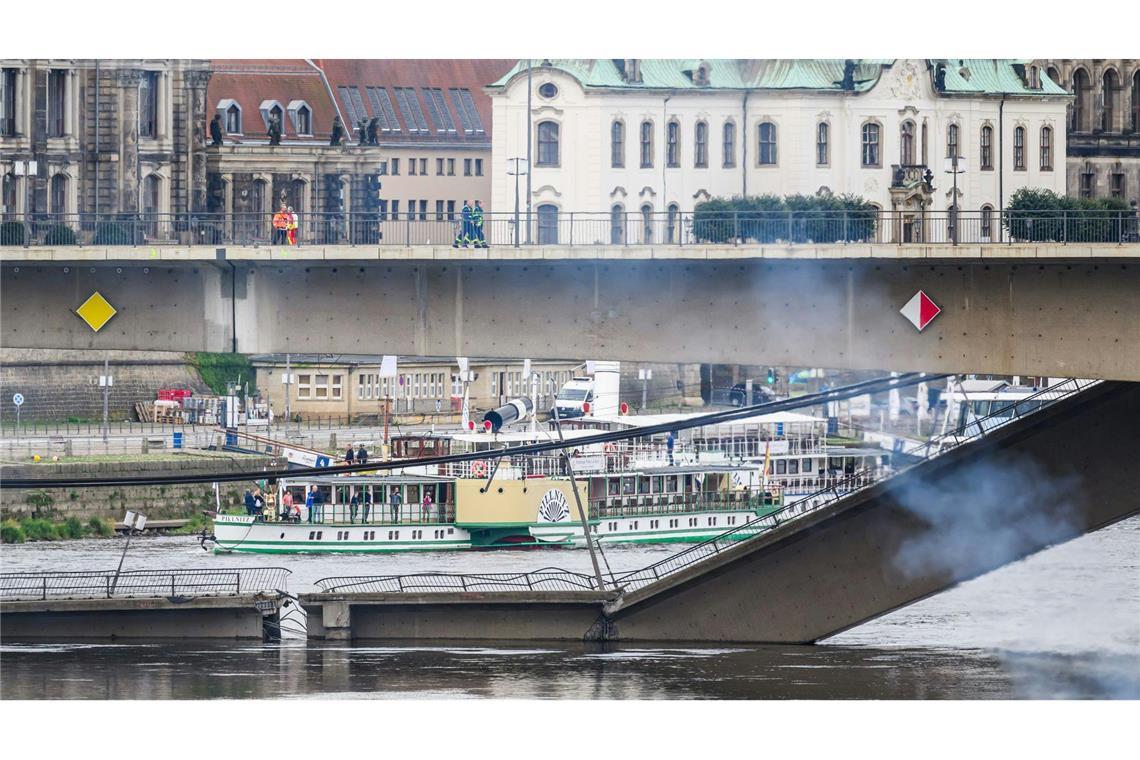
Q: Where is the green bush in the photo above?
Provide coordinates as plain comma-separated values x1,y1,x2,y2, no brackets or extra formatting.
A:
0,221,25,246
692,193,878,244
88,516,114,537
20,517,61,541
1004,188,1132,242
43,224,77,246
60,516,88,539
1,520,26,544
191,352,256,395
93,221,131,245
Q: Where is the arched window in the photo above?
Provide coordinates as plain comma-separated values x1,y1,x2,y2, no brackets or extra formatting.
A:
980,125,994,170
537,204,558,244
694,121,708,168
610,204,625,244
666,203,680,243
1040,126,1053,170
757,122,777,165
722,121,736,167
296,104,311,136
1103,69,1119,132
666,120,680,167
981,205,994,239
900,120,915,165
1072,68,1091,132
946,122,960,159
611,120,625,168
861,122,880,167
225,104,242,134
1,173,15,220
640,203,654,244
640,120,654,168
816,122,829,166
50,174,68,215
536,121,559,166
1013,126,1026,170
1133,71,1140,132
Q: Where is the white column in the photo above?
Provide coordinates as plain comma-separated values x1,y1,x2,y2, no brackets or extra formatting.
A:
222,173,233,238
17,67,30,137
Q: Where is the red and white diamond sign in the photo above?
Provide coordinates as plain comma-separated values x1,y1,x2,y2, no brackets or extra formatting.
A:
900,290,941,331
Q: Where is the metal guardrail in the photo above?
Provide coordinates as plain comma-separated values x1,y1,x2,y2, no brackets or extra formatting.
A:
315,567,599,594
0,567,292,601
314,378,1098,596
2,210,1137,247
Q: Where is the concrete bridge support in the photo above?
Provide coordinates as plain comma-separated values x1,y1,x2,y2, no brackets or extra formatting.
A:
3,247,1140,380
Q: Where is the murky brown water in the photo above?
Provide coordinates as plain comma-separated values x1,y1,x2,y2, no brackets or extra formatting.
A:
2,516,1137,699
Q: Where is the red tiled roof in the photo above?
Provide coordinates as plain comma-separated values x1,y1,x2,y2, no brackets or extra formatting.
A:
314,59,515,144
207,59,338,143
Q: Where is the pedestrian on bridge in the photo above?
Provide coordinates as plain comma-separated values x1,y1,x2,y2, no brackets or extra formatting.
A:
286,206,299,245
272,204,289,245
453,200,473,248
344,445,356,466
356,444,369,466
472,200,488,248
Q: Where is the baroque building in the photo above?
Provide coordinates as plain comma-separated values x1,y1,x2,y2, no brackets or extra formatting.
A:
203,59,512,244
488,59,1069,243
1035,59,1139,204
1,59,212,227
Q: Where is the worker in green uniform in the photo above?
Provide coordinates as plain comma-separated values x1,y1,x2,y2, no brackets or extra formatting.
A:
453,200,473,248
472,200,489,248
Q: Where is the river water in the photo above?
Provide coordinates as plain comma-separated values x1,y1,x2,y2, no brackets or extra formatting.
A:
2,516,1137,699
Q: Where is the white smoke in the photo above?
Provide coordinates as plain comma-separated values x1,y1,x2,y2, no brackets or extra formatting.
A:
890,454,1082,582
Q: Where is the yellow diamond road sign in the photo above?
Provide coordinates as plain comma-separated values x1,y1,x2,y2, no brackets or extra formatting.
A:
75,291,117,332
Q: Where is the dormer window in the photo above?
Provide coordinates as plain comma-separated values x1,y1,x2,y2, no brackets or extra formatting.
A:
259,99,285,132
217,99,242,134
694,62,711,86
288,100,312,135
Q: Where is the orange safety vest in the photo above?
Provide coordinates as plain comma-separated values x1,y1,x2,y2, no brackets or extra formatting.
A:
272,212,289,230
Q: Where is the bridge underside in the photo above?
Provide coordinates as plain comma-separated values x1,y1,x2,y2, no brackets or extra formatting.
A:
2,250,1139,379
298,381,1139,643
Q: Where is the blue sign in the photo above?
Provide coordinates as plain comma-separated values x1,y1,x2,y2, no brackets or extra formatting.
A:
172,431,183,449
225,431,237,447
776,422,784,436
316,456,331,467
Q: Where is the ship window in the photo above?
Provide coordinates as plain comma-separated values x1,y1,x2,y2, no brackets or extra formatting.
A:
788,459,799,474
316,531,323,539
308,531,315,540
802,458,812,471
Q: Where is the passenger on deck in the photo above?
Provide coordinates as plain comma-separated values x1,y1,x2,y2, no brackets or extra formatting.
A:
280,489,294,522
244,488,257,516
362,491,372,523
350,493,360,523
422,491,434,522
253,488,266,521
389,488,403,523
312,488,325,522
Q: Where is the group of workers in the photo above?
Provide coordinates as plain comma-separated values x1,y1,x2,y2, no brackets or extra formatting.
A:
452,200,489,248
272,203,300,245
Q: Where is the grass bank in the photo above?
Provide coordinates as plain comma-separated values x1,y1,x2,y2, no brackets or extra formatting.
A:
1,515,115,544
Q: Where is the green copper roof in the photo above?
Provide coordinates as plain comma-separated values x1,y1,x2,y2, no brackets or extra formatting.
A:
489,59,1066,97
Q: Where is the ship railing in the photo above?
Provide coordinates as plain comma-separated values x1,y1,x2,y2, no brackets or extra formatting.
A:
314,567,600,594
295,502,456,525
609,378,1099,592
0,567,292,601
592,491,779,519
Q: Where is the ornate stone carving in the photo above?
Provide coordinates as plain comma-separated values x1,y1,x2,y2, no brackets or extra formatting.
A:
888,60,923,100
115,68,143,86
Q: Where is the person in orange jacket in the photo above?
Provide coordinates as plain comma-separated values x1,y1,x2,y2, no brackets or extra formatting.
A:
272,203,289,245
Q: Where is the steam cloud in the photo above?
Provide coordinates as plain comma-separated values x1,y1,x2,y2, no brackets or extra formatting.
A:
890,453,1082,582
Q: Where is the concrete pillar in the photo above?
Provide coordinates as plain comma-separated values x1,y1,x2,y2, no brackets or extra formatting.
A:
321,600,352,640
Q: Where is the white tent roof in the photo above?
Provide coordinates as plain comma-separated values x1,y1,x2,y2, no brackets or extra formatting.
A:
587,410,825,428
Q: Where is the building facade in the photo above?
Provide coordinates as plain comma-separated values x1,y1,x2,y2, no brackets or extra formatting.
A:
1035,59,1139,204
204,59,512,244
488,59,1069,243
1,59,212,230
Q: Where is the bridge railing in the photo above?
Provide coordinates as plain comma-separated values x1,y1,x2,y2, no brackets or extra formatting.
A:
310,378,1097,596
314,567,599,594
0,567,292,601
3,210,1138,248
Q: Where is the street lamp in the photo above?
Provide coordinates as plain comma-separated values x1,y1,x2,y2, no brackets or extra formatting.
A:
944,154,966,245
507,157,529,247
